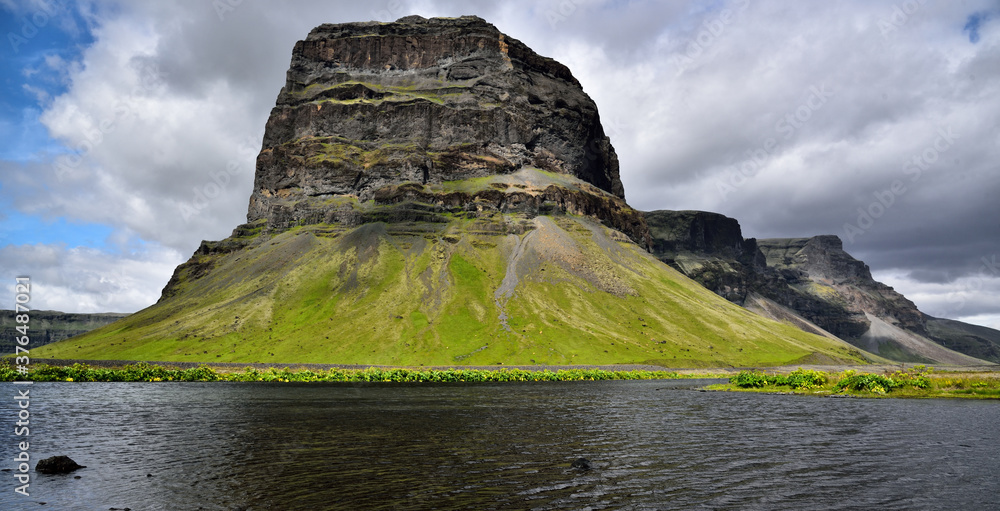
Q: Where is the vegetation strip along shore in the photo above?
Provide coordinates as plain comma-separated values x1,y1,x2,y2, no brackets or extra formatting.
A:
709,366,1000,399
0,362,697,383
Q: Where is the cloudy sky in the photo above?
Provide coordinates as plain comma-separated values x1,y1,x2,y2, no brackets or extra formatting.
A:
2,0,998,329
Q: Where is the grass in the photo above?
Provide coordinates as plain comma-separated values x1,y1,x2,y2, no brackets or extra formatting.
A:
710,366,1000,399
1,362,694,383
290,80,473,107
304,139,425,168
30,195,875,367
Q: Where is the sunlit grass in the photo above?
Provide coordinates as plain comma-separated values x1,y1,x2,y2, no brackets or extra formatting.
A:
30,211,873,368
709,366,1000,399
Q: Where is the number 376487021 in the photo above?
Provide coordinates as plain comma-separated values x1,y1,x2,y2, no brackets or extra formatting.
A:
14,277,30,363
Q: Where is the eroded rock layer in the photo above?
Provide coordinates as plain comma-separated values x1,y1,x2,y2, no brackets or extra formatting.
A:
248,15,627,236
645,209,995,365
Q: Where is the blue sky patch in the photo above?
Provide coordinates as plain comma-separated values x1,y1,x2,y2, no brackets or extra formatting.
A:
963,11,992,43
1,2,95,160
0,209,115,249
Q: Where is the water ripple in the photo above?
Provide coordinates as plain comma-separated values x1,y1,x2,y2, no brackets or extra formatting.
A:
1,380,998,510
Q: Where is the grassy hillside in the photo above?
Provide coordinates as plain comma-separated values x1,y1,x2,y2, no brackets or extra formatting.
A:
33,210,872,367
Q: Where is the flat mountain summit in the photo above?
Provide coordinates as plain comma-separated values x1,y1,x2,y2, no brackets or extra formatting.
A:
248,15,635,238
35,16,991,367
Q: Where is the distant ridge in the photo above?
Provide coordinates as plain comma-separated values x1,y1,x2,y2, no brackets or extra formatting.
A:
645,209,996,365
0,310,129,353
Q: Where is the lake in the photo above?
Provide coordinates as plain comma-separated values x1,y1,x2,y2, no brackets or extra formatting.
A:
2,380,998,510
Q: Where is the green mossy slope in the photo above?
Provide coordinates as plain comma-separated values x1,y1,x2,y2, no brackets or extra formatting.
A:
34,214,872,367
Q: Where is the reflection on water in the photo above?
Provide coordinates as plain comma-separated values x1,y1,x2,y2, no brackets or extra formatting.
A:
2,380,999,510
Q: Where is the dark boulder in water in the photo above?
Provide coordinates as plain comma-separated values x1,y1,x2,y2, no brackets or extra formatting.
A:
36,455,85,474
571,457,592,470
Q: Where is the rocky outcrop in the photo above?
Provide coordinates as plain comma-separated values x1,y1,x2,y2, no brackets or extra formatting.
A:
644,211,863,337
645,210,765,303
0,310,129,352
248,15,627,237
159,16,650,305
757,236,927,339
645,210,995,364
36,456,85,474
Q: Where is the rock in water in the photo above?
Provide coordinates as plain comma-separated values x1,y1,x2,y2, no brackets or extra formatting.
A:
36,455,85,474
571,457,592,470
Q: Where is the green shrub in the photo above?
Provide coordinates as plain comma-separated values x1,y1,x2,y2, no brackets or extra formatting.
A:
731,369,827,389
0,363,686,383
731,371,769,388
785,368,828,389
837,373,902,393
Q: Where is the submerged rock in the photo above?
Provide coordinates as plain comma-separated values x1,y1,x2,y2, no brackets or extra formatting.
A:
571,457,592,470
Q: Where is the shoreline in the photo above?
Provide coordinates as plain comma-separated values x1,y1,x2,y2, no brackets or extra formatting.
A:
16,358,1000,375
2,360,998,395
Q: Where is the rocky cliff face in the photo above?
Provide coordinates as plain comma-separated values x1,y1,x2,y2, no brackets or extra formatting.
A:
0,310,129,353
247,15,634,240
644,210,765,303
756,236,927,339
645,210,993,365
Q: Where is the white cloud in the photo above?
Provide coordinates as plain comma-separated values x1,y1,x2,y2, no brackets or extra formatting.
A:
874,269,1000,328
28,14,260,252
1,243,185,313
1,0,997,324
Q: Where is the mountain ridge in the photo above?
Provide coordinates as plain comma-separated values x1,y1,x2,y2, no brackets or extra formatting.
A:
644,209,997,364
28,15,979,368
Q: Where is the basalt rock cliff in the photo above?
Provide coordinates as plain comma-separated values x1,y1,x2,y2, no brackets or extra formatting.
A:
0,310,129,353
645,210,766,304
247,15,642,242
32,16,869,368
645,210,995,365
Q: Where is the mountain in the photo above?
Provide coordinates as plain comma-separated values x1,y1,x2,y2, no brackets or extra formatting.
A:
645,209,994,365
0,310,129,354
31,15,870,368
924,315,1000,363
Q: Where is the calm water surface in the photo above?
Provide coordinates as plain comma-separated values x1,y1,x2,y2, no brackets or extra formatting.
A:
2,380,999,510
